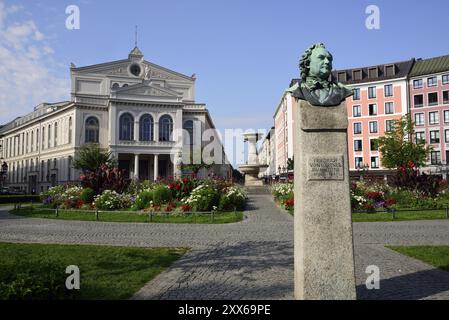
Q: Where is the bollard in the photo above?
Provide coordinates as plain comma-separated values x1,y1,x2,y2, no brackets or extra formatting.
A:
95,208,99,221
149,212,153,223
392,209,396,220
55,207,59,217
446,207,449,220
211,211,214,223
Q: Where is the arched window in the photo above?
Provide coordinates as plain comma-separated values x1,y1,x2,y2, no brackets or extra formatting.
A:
139,114,154,141
68,117,72,144
119,113,134,141
112,83,120,90
47,124,51,149
183,120,194,145
85,117,99,143
159,115,173,142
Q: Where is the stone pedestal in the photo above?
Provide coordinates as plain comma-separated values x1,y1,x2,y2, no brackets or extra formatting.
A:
293,99,356,300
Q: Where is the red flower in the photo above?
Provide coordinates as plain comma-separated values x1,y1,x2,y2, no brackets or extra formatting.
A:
183,186,189,192
408,161,415,168
169,184,175,189
175,184,181,190
399,166,406,172
183,178,189,184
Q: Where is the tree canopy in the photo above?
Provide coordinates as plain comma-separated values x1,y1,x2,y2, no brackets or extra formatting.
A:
73,144,116,173
378,116,431,169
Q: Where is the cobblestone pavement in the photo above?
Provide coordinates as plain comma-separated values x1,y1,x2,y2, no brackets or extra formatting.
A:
1,196,449,300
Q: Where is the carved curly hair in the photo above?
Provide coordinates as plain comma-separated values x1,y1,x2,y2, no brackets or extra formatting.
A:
299,43,332,82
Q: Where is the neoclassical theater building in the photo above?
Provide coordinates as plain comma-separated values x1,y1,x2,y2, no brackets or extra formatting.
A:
0,47,232,194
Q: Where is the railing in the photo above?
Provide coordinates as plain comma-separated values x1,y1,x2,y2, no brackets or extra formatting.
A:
12,204,241,223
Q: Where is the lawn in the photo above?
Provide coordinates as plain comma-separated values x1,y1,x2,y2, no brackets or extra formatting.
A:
10,207,243,224
388,246,449,273
0,242,187,300
352,209,448,222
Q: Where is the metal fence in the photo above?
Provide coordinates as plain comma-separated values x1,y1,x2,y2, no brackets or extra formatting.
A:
352,207,449,220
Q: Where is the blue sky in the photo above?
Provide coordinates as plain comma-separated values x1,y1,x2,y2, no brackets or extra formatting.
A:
1,0,449,163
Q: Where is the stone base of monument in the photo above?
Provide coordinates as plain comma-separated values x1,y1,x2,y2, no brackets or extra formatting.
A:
240,165,265,187
293,100,356,300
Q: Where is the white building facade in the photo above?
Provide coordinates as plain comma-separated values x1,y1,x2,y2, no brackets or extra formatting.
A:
0,47,231,194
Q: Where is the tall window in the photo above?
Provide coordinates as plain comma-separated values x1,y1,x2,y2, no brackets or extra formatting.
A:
85,117,100,143
183,120,194,145
370,139,379,151
445,130,449,143
368,86,376,99
428,92,438,106
416,132,425,144
386,120,395,132
352,105,361,117
429,111,439,125
385,102,394,114
159,115,173,142
369,121,378,133
384,84,393,97
443,75,449,85
31,131,34,152
431,151,441,165
414,95,424,107
428,77,437,87
36,129,39,151
353,122,362,134
47,124,51,149
444,110,449,123
353,88,360,100
355,157,364,169
371,157,379,169
369,104,377,116
444,91,449,104
415,113,424,126
354,140,363,151
413,79,423,89
54,122,58,147
68,117,72,144
430,130,440,144
42,127,45,149
119,113,134,141
139,114,154,141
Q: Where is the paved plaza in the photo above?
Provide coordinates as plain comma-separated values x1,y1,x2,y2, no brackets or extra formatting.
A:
1,195,449,300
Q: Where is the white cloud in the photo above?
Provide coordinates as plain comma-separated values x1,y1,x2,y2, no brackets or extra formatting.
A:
0,1,69,124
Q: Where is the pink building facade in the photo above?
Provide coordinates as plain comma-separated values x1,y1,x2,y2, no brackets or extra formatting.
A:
337,60,414,172
273,92,294,175
409,55,449,173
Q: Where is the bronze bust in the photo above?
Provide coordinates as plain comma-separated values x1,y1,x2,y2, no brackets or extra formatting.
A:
288,43,353,107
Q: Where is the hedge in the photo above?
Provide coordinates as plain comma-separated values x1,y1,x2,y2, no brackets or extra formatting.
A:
0,195,41,204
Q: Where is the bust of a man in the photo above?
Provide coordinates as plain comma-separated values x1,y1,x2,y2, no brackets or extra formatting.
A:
288,43,353,107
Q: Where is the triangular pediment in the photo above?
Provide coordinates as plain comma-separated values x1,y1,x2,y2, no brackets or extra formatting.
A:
115,81,182,97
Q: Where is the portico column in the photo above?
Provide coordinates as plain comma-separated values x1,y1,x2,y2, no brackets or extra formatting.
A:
134,154,140,180
153,154,159,181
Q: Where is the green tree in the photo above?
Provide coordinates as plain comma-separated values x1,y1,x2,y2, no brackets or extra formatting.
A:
378,116,431,169
73,144,116,173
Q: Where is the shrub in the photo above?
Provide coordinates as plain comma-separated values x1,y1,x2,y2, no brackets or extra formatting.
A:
152,185,171,205
132,191,153,211
93,190,123,210
80,165,129,194
183,184,220,212
218,185,247,211
80,188,95,204
40,185,66,208
271,183,294,203
0,195,41,205
59,186,84,209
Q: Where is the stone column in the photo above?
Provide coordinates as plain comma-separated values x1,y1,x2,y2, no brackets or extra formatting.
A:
134,120,140,142
134,154,140,180
154,122,159,142
293,100,356,300
153,154,159,181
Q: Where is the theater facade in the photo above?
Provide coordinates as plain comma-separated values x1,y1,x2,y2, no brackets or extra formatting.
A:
0,47,231,194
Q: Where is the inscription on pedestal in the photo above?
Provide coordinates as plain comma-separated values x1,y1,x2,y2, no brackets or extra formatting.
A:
307,155,344,181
